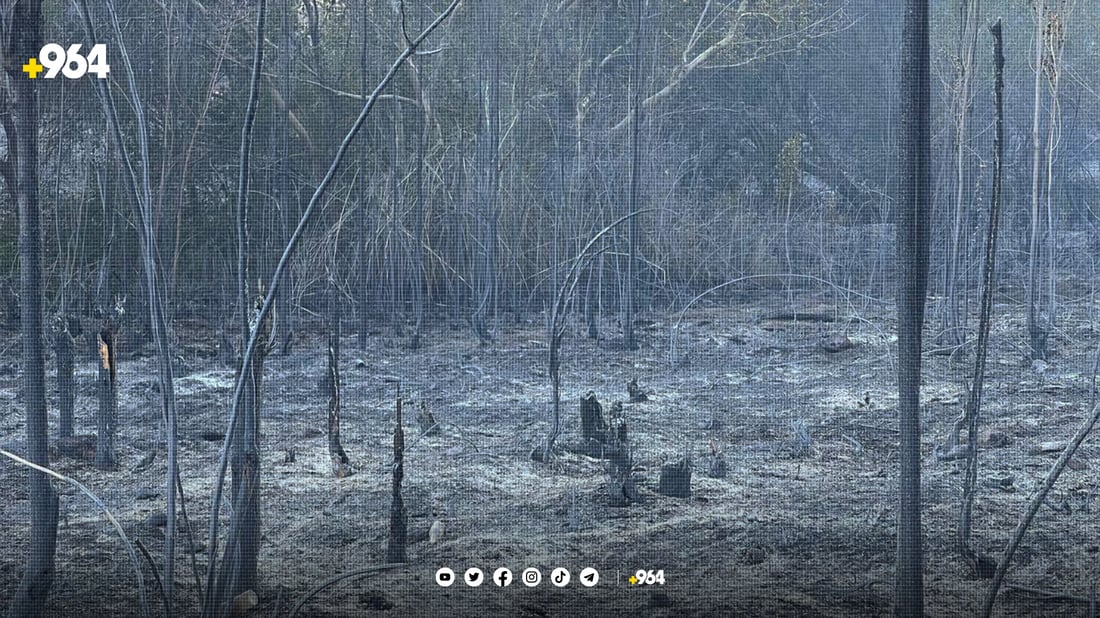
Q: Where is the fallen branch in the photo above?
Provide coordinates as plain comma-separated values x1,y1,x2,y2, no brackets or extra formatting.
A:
667,273,886,365
1004,582,1089,604
287,563,406,618
133,539,167,617
983,385,1100,615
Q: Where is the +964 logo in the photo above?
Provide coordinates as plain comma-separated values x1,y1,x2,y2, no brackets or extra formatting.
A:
23,43,110,80
630,569,665,586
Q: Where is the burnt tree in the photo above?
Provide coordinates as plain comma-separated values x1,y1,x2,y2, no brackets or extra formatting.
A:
622,0,648,351
327,279,351,477
76,0,184,604
956,18,1005,573
580,392,609,444
535,210,649,463
199,3,463,611
606,419,641,507
94,317,118,470
386,387,407,563
53,317,75,441
471,0,501,343
212,289,271,613
895,1,932,616
210,0,269,612
407,44,431,350
4,2,60,615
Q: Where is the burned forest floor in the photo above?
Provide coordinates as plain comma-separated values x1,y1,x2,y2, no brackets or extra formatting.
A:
2,293,1100,617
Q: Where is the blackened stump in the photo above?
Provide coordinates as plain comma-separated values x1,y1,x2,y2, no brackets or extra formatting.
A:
386,387,407,563
658,458,693,498
606,419,642,507
580,391,609,444
95,319,117,470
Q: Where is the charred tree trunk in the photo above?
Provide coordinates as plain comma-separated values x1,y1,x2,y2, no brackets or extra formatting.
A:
386,387,407,563
606,420,641,507
657,457,692,498
356,0,371,349
579,391,608,444
327,279,351,477
538,75,571,463
536,212,648,464
585,263,599,339
1026,2,1048,361
276,0,297,357
93,165,115,327
896,1,932,615
471,0,501,344
388,103,405,337
54,318,75,441
212,1,268,611
355,166,370,349
408,52,430,350
956,19,1005,574
95,318,118,471
622,0,647,352
213,292,271,614
938,0,981,349
539,339,561,460
5,2,60,615
77,0,184,605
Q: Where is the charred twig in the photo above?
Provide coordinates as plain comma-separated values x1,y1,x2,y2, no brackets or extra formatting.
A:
1004,583,1089,603
326,279,351,477
287,563,406,618
134,539,167,618
956,19,1006,572
535,210,654,462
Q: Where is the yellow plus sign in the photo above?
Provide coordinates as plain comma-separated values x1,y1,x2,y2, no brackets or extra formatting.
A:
628,575,638,585
22,57,43,79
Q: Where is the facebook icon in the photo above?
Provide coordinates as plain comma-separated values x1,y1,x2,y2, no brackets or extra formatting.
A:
493,567,513,587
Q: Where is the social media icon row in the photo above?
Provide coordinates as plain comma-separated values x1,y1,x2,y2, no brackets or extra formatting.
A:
435,567,599,588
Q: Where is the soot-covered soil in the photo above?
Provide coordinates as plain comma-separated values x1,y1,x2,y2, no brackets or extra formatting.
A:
2,297,1099,616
